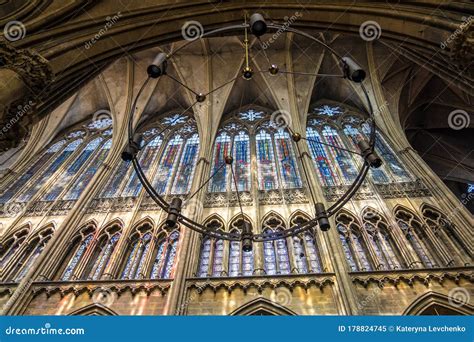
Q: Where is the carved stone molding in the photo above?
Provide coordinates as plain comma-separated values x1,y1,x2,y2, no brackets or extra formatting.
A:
186,273,335,293
204,191,253,208
86,197,137,213
350,267,474,288
258,189,309,205
30,279,172,299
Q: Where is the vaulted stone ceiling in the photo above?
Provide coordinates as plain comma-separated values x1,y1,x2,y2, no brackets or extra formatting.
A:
0,0,472,202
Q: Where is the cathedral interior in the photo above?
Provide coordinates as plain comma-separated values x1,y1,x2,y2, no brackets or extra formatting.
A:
0,0,473,316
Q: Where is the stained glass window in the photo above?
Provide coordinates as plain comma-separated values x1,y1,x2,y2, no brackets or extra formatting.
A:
12,229,53,281
17,139,83,202
232,131,251,191
208,132,231,192
100,161,131,198
304,233,322,273
293,237,308,273
89,233,121,280
212,240,224,276
351,233,371,271
0,229,28,269
61,235,93,280
63,140,112,200
238,109,264,122
321,126,358,184
228,240,240,277
274,130,302,189
121,233,152,280
263,237,277,275
361,123,410,182
43,138,103,201
197,238,211,277
337,225,358,271
256,130,278,190
161,114,187,126
121,135,162,197
315,105,343,116
0,140,65,203
306,127,337,186
153,136,184,194
398,221,434,268
343,124,389,184
150,232,179,279
171,134,200,194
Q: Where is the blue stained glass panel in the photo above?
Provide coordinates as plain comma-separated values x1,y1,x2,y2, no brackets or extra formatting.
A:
306,127,337,186
274,130,302,189
256,130,278,190
17,139,83,202
276,236,290,275
263,239,277,275
198,238,211,277
293,237,308,273
232,131,251,191
304,233,322,273
212,240,224,276
0,140,66,203
100,161,131,198
122,136,162,197
153,136,183,195
43,138,103,201
163,233,179,278
15,245,44,281
242,248,253,276
208,133,231,192
171,134,200,194
62,235,93,280
398,221,433,268
321,126,358,184
343,125,389,184
361,124,410,182
151,240,166,279
91,233,120,280
64,140,112,200
351,234,371,271
228,240,240,276
338,225,357,271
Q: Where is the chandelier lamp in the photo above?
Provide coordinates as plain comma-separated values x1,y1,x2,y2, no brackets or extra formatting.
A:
123,13,382,252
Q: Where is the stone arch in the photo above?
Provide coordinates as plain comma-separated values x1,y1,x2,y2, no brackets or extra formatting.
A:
403,291,473,316
68,303,118,316
230,297,297,316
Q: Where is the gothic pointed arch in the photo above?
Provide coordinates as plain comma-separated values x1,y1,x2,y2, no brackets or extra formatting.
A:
403,291,473,316
131,216,156,231
68,303,118,316
230,297,297,316
99,217,124,233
